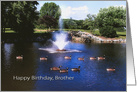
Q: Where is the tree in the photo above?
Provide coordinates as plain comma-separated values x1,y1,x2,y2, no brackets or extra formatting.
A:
83,14,97,31
63,19,69,29
1,1,39,40
74,20,84,29
12,1,39,35
1,1,13,33
63,18,77,29
96,6,126,37
38,15,58,28
40,2,61,20
38,2,61,29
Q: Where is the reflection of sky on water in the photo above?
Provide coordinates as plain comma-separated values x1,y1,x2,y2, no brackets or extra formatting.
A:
3,44,14,70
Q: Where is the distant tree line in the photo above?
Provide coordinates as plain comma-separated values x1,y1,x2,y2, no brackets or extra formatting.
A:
36,2,126,37
1,1,126,38
62,14,97,30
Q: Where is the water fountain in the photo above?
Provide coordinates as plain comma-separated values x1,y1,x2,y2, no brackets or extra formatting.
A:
53,16,69,51
39,16,81,53
53,32,68,51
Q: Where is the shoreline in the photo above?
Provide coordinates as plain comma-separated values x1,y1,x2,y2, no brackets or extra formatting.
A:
71,31,126,43
1,31,126,44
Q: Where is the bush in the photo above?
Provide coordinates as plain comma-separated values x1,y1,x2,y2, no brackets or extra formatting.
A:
35,24,47,29
99,26,118,38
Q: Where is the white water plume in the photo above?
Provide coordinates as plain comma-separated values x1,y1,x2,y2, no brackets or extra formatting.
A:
52,16,69,50
39,16,80,53
39,48,81,53
53,32,69,50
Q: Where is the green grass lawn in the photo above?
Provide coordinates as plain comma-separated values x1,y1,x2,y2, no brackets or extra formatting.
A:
5,28,91,33
116,31,126,39
117,31,126,36
34,28,91,33
5,28,16,33
91,29,101,36
34,31,45,33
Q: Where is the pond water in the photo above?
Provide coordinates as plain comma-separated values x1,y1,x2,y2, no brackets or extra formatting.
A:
1,42,126,91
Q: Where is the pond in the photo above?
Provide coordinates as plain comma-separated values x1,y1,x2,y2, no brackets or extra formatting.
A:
1,42,126,91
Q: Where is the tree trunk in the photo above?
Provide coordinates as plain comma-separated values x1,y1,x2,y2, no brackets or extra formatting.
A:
1,27,4,34
4,27,5,33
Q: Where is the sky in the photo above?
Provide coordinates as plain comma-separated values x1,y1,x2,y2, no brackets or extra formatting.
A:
36,1,126,20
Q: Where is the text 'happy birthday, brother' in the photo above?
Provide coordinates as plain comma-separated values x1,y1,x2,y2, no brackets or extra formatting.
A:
13,75,74,81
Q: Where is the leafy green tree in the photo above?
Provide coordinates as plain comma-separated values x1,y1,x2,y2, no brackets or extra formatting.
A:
38,15,58,28
38,2,61,29
1,1,39,40
1,1,13,33
83,14,97,31
63,18,77,29
74,20,84,29
63,19,69,29
12,1,39,33
40,2,61,20
96,6,126,37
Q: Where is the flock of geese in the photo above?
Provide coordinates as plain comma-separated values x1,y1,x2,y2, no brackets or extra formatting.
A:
50,66,81,73
16,55,115,72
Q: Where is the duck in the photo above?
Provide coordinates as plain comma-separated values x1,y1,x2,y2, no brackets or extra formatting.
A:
106,67,115,72
64,55,71,59
60,67,68,73
90,57,96,60
16,55,23,60
78,57,84,61
50,66,62,71
71,66,80,71
40,56,48,61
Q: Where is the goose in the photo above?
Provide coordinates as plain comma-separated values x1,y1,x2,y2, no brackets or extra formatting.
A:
97,55,105,60
90,57,96,60
106,67,115,72
64,55,71,59
16,55,23,60
40,56,48,61
78,57,84,61
50,66,62,71
60,67,68,73
97,57,105,60
71,66,80,71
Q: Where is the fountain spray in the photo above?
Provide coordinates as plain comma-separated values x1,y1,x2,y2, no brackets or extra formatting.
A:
53,16,69,50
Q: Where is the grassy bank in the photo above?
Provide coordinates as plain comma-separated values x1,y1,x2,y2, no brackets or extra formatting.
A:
34,28,91,33
116,31,126,39
4,28,126,39
4,28,91,33
91,30,126,39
